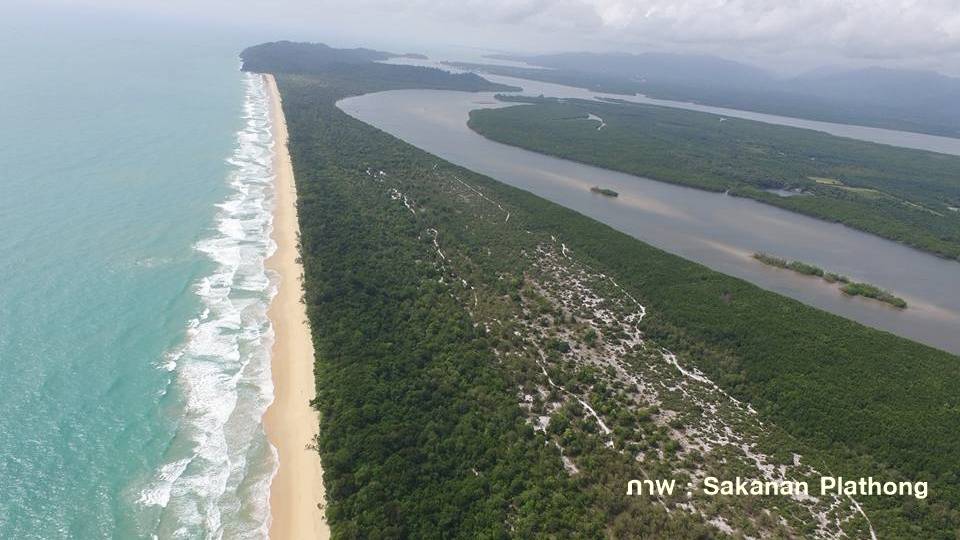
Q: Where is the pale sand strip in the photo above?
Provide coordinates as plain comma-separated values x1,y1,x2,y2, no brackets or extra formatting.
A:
262,73,330,540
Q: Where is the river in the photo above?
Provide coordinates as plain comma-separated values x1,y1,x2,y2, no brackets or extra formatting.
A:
337,75,960,356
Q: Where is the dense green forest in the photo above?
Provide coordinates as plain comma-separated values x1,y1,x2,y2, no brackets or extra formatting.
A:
243,41,960,538
469,96,960,260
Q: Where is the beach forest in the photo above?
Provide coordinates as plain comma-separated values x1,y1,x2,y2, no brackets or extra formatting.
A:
242,42,960,538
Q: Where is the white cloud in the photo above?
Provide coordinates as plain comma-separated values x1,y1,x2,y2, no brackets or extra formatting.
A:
335,0,960,71
12,0,960,74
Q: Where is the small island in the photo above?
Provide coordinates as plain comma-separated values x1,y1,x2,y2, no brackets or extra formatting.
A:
840,282,908,309
590,186,619,197
752,252,907,309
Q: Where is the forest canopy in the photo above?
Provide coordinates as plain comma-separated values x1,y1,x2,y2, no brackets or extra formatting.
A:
242,42,960,538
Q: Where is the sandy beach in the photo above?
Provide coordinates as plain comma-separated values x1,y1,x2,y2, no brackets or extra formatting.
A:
262,74,330,540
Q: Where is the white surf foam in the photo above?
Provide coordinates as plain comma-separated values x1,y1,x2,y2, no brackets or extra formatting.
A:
135,73,279,539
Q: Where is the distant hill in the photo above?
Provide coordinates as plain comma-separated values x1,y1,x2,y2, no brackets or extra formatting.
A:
240,41,398,74
790,67,960,132
795,66,960,107
489,51,774,91
484,52,960,137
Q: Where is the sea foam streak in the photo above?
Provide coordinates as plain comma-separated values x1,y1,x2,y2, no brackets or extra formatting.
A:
136,73,278,539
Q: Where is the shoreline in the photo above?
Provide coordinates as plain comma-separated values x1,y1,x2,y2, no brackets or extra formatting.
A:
262,73,330,540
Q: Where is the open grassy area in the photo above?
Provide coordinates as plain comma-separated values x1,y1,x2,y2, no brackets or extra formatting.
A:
809,176,843,185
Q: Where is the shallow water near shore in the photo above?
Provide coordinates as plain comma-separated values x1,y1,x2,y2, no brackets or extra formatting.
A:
0,16,277,538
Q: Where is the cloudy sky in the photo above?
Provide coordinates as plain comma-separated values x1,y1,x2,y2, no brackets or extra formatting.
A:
10,0,960,75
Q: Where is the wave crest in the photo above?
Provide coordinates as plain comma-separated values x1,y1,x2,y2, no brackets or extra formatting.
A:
135,73,278,540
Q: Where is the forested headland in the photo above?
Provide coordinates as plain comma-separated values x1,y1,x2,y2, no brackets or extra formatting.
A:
469,96,960,261
242,42,960,538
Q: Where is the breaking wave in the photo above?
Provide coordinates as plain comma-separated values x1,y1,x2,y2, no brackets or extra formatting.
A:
135,73,278,539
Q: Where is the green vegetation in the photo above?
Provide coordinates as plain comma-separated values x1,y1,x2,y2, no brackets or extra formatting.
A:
786,260,824,277
752,253,826,277
244,41,959,538
590,186,618,197
752,253,905,307
265,74,603,538
241,41,519,93
751,252,789,269
469,96,960,260
842,282,909,309
823,272,851,284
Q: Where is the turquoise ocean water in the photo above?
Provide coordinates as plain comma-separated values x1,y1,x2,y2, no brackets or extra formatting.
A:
0,12,280,538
